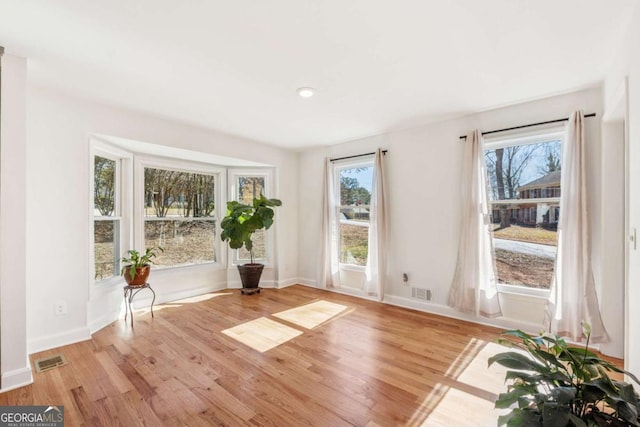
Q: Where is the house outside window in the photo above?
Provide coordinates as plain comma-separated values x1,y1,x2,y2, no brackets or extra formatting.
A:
484,129,563,290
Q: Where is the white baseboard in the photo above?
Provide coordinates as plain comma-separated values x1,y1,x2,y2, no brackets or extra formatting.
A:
275,278,309,288
326,286,381,301
88,307,123,335
1,365,33,392
383,294,543,333
28,326,91,355
226,278,302,290
296,278,317,288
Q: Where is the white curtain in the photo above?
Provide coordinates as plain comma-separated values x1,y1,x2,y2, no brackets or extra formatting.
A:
546,111,608,342
448,130,502,317
317,157,340,288
364,149,388,300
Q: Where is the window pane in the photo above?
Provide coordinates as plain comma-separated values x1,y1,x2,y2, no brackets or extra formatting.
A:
238,176,265,203
337,165,373,267
485,140,561,202
485,138,561,289
94,219,119,280
340,223,369,266
339,166,373,206
144,167,217,267
145,219,216,267
238,229,266,262
94,156,116,216
145,168,216,218
236,175,267,262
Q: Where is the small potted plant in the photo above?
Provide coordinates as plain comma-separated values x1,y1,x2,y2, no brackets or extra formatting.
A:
220,193,282,294
121,247,163,287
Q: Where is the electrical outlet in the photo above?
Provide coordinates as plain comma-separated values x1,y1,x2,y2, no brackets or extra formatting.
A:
402,273,409,285
54,301,67,316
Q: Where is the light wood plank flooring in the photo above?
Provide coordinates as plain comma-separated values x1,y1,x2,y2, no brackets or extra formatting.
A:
0,285,621,426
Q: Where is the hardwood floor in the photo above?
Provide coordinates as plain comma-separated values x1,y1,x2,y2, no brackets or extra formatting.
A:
0,285,619,426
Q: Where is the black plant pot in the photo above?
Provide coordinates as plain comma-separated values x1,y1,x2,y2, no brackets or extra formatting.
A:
237,263,264,294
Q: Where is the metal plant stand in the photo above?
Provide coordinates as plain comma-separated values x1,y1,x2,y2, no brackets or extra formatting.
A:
123,283,155,328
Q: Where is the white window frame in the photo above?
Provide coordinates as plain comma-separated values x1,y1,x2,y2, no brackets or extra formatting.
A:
89,139,133,288
484,127,565,298
333,157,374,272
228,168,275,266
134,155,227,270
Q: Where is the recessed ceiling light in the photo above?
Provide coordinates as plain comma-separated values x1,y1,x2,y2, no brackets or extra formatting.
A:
296,87,315,98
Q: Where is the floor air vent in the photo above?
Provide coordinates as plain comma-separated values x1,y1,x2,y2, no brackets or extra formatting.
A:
411,287,432,301
34,354,67,373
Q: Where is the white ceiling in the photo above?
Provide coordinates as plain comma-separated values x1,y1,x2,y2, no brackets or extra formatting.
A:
0,1,635,150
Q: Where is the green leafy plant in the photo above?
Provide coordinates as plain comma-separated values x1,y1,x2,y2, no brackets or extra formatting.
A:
120,247,164,279
220,193,282,264
489,324,640,427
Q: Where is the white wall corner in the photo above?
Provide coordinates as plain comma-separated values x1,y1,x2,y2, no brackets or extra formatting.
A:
296,278,317,288
88,307,123,335
274,277,301,288
28,327,91,355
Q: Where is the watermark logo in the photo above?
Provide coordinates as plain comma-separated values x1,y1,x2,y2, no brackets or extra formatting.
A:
0,405,64,427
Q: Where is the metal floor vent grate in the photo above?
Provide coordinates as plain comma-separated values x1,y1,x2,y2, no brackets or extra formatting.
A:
34,354,67,373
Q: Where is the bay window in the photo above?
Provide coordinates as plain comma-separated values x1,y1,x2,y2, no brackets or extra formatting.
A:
91,138,280,285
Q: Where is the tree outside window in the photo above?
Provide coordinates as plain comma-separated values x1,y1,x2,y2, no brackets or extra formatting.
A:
94,156,120,280
484,135,562,289
143,167,217,268
337,164,373,267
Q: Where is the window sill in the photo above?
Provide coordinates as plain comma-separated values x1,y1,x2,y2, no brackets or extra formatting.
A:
154,261,224,272
497,283,550,300
339,264,366,273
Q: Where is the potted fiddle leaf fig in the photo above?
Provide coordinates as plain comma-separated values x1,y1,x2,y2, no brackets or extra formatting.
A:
220,193,282,294
489,323,640,427
121,247,164,287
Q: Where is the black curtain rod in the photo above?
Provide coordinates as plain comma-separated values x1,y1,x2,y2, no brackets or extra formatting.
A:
330,150,388,162
458,112,596,140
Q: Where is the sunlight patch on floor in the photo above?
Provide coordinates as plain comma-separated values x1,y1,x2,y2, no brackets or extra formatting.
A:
408,340,511,427
272,300,349,329
420,387,507,427
456,341,513,395
221,317,303,352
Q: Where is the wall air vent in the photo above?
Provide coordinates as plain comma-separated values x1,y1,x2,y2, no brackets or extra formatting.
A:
411,287,432,301
34,354,67,373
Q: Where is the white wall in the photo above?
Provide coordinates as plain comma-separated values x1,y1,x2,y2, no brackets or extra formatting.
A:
0,53,32,391
25,86,299,353
605,3,640,374
298,88,620,342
